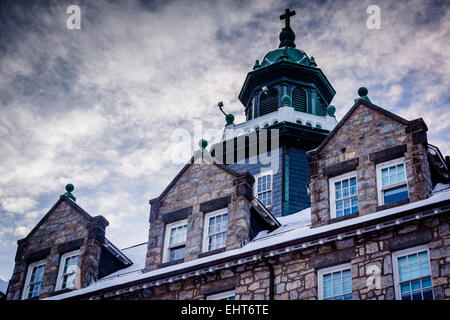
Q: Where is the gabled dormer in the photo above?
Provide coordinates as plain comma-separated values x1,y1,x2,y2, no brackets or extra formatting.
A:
7,186,131,300
145,151,280,271
307,89,449,227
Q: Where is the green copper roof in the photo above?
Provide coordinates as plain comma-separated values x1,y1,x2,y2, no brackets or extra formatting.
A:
254,9,316,70
258,46,312,68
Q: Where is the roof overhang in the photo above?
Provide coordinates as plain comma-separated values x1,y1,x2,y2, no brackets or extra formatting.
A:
238,61,336,108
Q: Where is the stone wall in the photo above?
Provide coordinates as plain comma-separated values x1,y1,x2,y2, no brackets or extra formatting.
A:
145,159,254,271
308,102,432,227
84,210,450,300
7,197,107,300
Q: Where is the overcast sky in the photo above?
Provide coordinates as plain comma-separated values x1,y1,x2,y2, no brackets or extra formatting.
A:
0,0,448,281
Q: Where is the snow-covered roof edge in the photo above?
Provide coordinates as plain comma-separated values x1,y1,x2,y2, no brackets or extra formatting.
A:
45,188,450,300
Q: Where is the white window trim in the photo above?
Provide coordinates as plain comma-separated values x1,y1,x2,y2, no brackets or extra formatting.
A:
317,263,352,300
391,244,433,300
376,157,408,206
329,171,358,219
162,219,188,263
254,170,273,209
55,249,80,291
202,208,228,253
22,259,46,300
206,289,235,300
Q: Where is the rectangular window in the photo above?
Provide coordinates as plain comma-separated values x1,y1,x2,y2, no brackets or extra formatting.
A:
318,263,352,300
329,172,358,218
163,219,188,263
22,260,46,300
206,290,235,300
202,208,228,252
254,171,273,208
56,250,80,291
377,158,408,205
392,245,433,300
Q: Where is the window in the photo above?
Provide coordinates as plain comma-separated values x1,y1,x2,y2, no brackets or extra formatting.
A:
56,250,80,291
206,290,235,300
392,245,433,300
202,208,228,252
22,260,46,299
318,263,352,300
376,158,408,205
259,88,278,116
163,219,187,263
329,172,358,218
254,171,273,208
292,87,307,112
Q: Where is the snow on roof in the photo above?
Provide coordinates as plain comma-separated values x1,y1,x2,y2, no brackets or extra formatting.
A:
0,279,8,294
46,187,450,300
433,183,450,193
253,207,311,241
100,242,148,281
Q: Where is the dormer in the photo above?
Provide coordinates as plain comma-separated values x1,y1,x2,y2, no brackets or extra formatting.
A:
7,186,132,300
307,89,449,227
145,151,280,271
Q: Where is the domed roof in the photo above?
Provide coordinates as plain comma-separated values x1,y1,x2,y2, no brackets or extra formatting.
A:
259,46,312,68
254,26,316,69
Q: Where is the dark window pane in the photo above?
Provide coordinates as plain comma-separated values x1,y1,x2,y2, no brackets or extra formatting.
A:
384,185,408,204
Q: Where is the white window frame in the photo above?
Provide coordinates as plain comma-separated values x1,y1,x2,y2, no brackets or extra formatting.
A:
254,170,273,208
162,219,188,263
392,244,434,300
55,249,80,291
206,289,235,300
22,259,46,300
202,208,228,253
329,171,358,219
376,157,408,206
317,263,352,300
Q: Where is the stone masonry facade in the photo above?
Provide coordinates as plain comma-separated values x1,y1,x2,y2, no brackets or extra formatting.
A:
80,209,450,300
7,197,108,300
145,154,255,271
307,101,432,227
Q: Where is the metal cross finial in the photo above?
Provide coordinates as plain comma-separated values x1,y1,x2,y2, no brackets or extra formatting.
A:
280,8,296,28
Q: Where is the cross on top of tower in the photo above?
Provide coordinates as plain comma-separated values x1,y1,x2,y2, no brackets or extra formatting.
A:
280,8,296,29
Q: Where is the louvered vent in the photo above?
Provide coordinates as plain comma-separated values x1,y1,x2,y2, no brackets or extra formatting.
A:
246,102,253,120
259,88,278,116
292,87,307,112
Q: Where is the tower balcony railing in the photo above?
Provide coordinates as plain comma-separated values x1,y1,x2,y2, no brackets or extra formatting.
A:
223,106,338,140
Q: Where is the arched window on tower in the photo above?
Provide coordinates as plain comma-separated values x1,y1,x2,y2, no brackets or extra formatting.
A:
316,96,327,116
292,86,307,113
259,88,278,116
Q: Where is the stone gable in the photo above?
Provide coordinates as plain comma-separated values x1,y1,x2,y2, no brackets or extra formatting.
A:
7,197,108,300
145,156,255,271
308,101,432,227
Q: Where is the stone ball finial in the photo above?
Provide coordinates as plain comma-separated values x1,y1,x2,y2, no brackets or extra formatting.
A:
65,184,74,193
358,87,368,97
199,139,208,149
327,105,336,117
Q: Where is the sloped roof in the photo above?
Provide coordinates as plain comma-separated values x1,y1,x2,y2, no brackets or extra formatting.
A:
149,151,254,204
45,187,450,300
308,98,418,156
18,195,108,243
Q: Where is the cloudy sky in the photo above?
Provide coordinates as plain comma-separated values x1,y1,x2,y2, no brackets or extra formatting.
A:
0,0,448,281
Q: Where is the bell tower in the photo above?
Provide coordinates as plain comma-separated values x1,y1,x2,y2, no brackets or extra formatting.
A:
212,9,338,217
